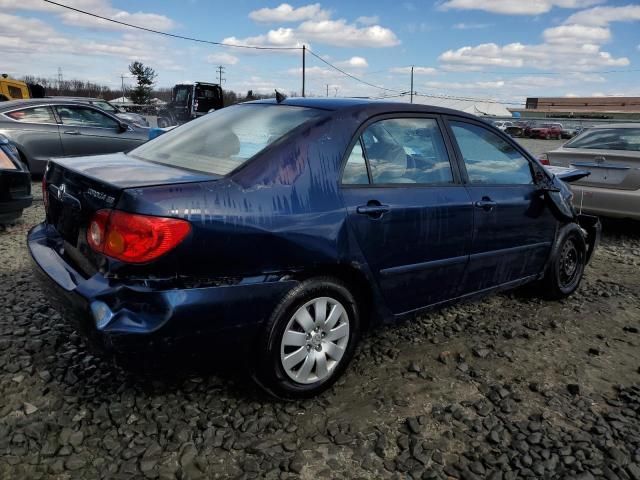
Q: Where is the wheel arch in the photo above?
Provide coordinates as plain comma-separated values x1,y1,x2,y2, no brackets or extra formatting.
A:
290,263,382,331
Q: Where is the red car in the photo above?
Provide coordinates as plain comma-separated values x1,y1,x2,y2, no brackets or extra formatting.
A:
529,123,563,140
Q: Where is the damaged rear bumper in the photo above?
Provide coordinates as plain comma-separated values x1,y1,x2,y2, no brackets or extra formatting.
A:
27,223,298,354
577,214,601,264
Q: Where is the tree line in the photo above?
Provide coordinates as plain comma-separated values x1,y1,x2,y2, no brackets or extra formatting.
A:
22,60,276,106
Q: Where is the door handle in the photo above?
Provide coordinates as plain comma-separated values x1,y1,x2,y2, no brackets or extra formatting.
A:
356,204,390,217
64,130,80,135
593,156,606,162
474,198,497,211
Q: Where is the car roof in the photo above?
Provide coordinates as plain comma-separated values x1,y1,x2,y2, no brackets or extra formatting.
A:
47,96,106,102
0,98,101,110
246,97,481,119
589,123,640,129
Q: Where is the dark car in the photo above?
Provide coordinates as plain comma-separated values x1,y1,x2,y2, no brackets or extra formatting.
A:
0,134,32,224
505,121,531,137
50,97,150,127
0,99,149,175
28,98,600,398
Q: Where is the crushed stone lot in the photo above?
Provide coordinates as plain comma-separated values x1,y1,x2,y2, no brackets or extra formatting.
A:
1,138,640,480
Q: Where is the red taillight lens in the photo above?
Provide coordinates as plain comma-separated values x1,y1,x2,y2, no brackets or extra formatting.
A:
87,209,191,264
538,154,550,166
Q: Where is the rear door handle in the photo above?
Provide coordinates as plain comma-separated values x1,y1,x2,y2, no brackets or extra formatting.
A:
474,198,497,211
356,204,390,217
64,130,80,135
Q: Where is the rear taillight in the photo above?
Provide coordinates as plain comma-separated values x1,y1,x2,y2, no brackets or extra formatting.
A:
0,149,17,170
538,154,550,166
87,209,191,264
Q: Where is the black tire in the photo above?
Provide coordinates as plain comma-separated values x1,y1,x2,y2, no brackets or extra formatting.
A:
253,277,361,399
542,225,587,300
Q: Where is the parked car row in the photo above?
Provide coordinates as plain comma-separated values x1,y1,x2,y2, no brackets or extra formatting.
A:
501,120,582,140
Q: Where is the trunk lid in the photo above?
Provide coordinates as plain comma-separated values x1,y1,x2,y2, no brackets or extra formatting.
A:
44,153,216,272
547,147,640,191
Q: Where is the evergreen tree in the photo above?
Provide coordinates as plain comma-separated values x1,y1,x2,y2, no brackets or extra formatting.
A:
128,61,157,105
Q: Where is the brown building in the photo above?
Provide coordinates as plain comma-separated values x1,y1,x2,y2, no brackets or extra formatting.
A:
511,97,640,121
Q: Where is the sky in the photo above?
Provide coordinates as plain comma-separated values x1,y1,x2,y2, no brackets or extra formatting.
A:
2,0,640,105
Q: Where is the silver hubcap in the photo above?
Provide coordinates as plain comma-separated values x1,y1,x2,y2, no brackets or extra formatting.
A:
280,296,350,385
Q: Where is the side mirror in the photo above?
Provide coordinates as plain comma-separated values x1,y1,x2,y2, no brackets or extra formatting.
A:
117,121,129,133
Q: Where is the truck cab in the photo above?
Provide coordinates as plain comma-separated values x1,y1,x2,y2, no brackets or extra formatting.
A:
0,75,30,101
157,82,223,127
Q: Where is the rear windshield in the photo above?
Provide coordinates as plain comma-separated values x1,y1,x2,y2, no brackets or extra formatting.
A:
130,104,324,175
564,128,640,151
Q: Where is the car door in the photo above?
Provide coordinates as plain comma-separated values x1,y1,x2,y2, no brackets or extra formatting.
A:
445,117,557,294
1,105,63,174
340,115,473,315
54,105,142,156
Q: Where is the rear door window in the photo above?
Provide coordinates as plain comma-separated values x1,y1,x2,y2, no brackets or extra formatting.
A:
344,117,454,185
6,106,56,124
449,121,533,185
55,106,119,129
565,128,640,151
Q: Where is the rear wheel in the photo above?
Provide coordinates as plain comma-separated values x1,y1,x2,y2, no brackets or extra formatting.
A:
542,226,586,299
254,277,360,399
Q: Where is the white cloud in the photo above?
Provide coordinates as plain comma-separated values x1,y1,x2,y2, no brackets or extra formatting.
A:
543,24,611,44
297,19,399,47
0,0,176,31
356,15,380,25
206,52,239,65
390,66,438,75
248,3,330,23
337,56,369,68
425,80,506,90
439,42,629,70
439,0,603,15
565,4,640,26
225,18,399,48
453,22,492,29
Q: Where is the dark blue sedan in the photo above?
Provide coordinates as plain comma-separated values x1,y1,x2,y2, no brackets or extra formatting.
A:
28,98,600,398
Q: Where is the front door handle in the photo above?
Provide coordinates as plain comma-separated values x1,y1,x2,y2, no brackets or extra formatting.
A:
64,130,80,135
356,204,390,217
593,156,606,162
474,197,497,211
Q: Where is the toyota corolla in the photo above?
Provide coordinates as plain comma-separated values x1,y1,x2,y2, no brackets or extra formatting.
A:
29,98,600,398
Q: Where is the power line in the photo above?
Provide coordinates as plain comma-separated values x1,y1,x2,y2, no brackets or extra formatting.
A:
306,48,404,94
42,0,300,50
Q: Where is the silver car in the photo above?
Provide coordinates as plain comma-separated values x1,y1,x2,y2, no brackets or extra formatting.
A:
0,99,149,175
542,124,640,220
50,97,150,128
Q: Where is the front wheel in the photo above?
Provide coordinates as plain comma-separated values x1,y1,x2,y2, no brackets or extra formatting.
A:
542,226,587,300
253,277,360,399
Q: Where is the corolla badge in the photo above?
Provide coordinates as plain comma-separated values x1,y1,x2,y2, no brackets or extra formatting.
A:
56,183,66,200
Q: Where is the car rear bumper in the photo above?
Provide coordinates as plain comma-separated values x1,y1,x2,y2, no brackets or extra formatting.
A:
28,223,297,354
571,184,640,221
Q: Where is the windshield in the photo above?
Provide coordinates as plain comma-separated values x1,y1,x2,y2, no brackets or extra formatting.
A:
130,104,325,175
564,128,640,151
92,101,118,113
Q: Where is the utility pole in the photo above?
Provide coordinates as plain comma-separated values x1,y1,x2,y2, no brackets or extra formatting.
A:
120,74,126,102
410,66,414,104
302,45,306,97
217,65,225,86
57,67,63,91
326,84,329,97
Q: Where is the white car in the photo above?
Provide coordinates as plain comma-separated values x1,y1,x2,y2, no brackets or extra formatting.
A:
493,120,514,132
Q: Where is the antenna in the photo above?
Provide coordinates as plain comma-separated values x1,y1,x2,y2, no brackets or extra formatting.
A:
275,90,287,103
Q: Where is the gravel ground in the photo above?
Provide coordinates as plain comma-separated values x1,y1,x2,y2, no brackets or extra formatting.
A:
1,139,639,479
